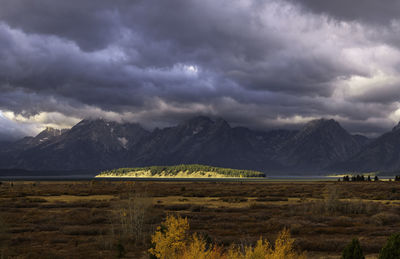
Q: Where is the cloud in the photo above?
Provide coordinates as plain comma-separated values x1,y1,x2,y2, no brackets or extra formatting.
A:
0,0,125,51
0,111,42,140
0,0,399,137
292,0,400,25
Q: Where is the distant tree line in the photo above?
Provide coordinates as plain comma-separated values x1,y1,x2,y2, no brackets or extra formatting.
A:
99,164,265,177
341,175,378,182
340,174,400,182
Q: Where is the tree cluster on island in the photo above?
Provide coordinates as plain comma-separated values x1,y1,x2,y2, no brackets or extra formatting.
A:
99,164,266,178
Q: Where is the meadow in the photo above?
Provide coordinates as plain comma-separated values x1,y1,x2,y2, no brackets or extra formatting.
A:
0,180,400,258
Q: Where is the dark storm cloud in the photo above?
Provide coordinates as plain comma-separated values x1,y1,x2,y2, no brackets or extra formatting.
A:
292,0,400,52
0,0,125,51
0,0,399,138
293,0,400,25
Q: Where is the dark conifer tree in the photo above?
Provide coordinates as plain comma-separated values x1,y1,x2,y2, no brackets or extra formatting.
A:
342,238,365,259
379,233,400,259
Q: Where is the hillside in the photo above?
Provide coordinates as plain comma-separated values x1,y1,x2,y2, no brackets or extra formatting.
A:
275,119,367,172
96,164,265,178
333,123,400,173
0,116,383,174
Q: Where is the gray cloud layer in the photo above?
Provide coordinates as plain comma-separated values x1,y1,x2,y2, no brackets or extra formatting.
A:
0,0,400,138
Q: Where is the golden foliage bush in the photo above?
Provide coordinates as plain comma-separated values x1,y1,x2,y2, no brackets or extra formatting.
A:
149,215,306,259
149,215,190,259
181,234,227,259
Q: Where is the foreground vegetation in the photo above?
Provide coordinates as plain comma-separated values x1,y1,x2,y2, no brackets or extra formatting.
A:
97,164,265,178
2,180,400,258
150,215,306,259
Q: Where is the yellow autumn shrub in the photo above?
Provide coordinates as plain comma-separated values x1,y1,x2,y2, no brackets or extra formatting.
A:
149,216,306,259
244,238,272,259
268,228,306,259
149,215,189,259
181,234,230,259
232,230,305,259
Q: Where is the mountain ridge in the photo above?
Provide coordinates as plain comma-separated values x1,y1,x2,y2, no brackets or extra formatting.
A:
4,116,400,174
332,127,400,173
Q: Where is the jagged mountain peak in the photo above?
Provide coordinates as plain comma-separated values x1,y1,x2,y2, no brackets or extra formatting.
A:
9,126,67,149
303,118,339,130
276,118,364,171
35,127,65,139
75,118,111,127
335,121,400,172
392,121,400,132
294,118,346,140
214,117,230,128
0,116,373,173
72,118,144,131
176,116,232,137
180,116,214,127
181,116,230,127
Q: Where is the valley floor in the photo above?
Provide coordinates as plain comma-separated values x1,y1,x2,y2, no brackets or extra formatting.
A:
0,180,399,258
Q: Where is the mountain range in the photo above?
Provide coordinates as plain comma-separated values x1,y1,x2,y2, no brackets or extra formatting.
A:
1,116,399,175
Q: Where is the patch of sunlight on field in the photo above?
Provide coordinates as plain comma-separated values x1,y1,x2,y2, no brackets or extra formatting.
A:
156,196,400,212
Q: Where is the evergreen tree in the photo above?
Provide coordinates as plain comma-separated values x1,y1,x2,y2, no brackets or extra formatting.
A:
379,233,400,259
375,176,379,181
341,238,365,259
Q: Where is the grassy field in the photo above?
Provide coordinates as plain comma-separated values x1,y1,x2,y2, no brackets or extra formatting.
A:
0,180,400,258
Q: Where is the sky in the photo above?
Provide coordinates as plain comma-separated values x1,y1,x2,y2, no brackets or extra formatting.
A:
1,0,400,140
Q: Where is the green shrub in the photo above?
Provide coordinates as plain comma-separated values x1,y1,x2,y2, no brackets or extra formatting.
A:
116,240,125,258
379,233,400,259
341,238,364,259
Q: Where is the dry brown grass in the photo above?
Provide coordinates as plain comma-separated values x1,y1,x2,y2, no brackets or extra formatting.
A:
0,180,400,258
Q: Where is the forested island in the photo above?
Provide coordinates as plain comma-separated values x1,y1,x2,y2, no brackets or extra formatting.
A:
96,164,265,178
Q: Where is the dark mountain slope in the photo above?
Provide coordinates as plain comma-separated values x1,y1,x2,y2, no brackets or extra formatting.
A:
276,119,366,172
10,119,149,170
129,116,286,171
0,127,66,168
334,123,400,172
0,116,372,174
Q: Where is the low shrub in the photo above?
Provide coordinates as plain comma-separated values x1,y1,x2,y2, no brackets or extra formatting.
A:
149,215,306,259
341,238,364,259
379,233,400,259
